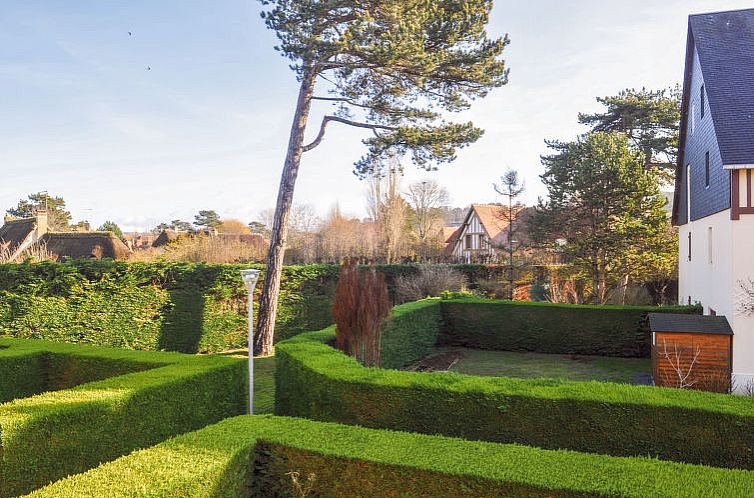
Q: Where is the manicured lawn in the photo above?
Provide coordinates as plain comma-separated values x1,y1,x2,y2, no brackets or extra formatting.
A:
419,347,651,384
216,352,276,413
254,355,276,413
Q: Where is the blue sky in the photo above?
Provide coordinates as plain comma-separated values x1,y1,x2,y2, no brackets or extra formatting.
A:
1,0,751,231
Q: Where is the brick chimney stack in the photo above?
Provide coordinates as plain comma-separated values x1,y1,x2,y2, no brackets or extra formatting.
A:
35,210,49,237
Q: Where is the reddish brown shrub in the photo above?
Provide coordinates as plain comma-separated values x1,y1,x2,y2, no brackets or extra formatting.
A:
333,258,390,366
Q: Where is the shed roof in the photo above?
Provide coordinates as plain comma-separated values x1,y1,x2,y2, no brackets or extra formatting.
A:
648,313,733,335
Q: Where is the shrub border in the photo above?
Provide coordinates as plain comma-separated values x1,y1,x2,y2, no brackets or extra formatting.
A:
28,415,754,498
276,302,754,469
0,338,246,497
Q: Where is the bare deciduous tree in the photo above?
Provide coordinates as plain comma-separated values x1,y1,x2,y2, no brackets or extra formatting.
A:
367,160,411,263
737,278,754,316
657,339,702,389
406,179,449,260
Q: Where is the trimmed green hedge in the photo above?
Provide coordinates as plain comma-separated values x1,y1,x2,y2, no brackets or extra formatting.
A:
441,298,701,357
0,338,246,497
28,415,754,498
379,300,443,369
276,325,754,469
0,261,495,353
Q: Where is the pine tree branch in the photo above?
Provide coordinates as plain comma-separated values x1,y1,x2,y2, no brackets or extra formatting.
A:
303,115,397,152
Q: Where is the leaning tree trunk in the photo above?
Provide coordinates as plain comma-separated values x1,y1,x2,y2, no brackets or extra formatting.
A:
254,69,317,356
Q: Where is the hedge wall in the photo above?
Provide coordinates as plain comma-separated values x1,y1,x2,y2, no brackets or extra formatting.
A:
379,300,443,369
276,326,754,469
441,298,702,357
0,261,495,353
0,338,246,497
29,415,754,498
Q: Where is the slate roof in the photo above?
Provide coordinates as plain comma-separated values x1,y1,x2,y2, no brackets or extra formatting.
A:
648,313,733,335
672,8,754,224
0,218,36,257
690,9,754,166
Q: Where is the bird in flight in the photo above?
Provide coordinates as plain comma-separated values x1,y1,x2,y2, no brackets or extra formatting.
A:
128,31,132,36
146,66,151,71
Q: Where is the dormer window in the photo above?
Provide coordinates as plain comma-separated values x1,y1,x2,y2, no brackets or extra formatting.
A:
700,84,705,118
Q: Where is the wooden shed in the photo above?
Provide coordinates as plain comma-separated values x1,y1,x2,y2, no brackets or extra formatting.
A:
649,313,733,393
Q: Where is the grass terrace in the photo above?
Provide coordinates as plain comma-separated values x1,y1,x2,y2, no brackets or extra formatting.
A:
28,415,754,498
0,338,247,496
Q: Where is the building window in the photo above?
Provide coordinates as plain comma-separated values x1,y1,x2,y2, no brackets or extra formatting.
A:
708,226,713,264
705,151,710,187
465,234,472,250
690,102,695,134
700,84,705,118
686,164,691,222
688,232,692,261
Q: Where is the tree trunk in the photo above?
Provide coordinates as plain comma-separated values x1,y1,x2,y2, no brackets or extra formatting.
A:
254,69,317,356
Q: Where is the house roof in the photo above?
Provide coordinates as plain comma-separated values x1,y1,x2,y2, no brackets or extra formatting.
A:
441,226,463,258
40,232,131,260
648,313,733,335
152,229,184,247
673,8,754,224
470,204,508,238
0,217,36,257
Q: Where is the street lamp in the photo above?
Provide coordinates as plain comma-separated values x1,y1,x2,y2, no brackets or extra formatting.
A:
240,269,261,414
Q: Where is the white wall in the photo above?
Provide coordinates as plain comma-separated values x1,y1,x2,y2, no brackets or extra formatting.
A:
729,214,754,386
678,208,754,388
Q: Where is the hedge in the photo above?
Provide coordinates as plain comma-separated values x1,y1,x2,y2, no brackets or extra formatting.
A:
276,325,754,469
28,415,754,498
0,261,496,353
0,338,247,497
379,300,443,369
441,298,702,357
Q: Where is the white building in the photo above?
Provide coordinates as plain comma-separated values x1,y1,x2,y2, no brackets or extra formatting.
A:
673,9,754,389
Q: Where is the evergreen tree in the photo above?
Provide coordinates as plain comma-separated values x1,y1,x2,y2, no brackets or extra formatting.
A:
578,87,681,176
7,192,72,230
98,220,124,240
255,0,510,354
529,132,672,304
193,210,222,230
493,168,525,299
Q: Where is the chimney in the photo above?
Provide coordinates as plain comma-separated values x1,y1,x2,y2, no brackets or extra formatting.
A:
35,210,48,236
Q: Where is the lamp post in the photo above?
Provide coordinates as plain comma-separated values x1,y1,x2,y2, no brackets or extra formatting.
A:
240,269,261,414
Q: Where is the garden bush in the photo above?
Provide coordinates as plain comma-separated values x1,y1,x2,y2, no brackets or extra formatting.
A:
0,338,246,497
29,415,754,498
0,261,495,353
276,324,754,469
379,300,443,369
440,298,702,357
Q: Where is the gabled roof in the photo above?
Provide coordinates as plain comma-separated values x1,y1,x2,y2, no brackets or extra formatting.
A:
673,8,754,224
40,232,131,260
152,229,184,248
469,204,508,238
0,218,36,258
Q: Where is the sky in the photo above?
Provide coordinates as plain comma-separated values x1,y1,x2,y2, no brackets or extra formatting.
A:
1,0,752,232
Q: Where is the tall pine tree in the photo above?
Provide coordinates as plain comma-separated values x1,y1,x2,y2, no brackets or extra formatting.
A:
255,0,509,354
